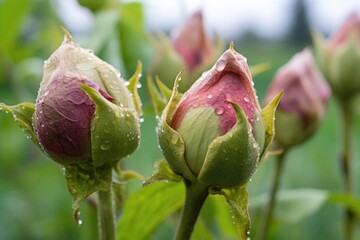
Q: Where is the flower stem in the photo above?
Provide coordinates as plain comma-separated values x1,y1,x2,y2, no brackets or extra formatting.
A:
175,180,209,240
97,187,116,240
259,151,287,240
339,99,355,240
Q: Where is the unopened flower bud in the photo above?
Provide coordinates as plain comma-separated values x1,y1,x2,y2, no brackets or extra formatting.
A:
35,33,141,166
150,10,222,91
265,49,331,148
313,12,360,100
157,43,281,188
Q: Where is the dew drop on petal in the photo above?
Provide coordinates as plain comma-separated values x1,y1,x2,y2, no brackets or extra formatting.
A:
215,106,224,115
243,96,250,103
207,93,213,99
216,59,226,71
100,140,111,150
170,134,179,144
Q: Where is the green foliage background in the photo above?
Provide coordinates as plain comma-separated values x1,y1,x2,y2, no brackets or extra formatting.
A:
0,0,359,239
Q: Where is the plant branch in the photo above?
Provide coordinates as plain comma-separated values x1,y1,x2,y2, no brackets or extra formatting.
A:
259,151,287,240
339,99,355,240
175,180,209,240
98,187,116,240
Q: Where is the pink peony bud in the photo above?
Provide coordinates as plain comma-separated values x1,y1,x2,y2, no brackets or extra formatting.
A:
171,10,216,71
157,43,282,188
313,12,360,99
329,12,360,48
265,48,331,148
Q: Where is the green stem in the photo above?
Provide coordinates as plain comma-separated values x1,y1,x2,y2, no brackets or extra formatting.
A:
259,151,287,240
339,99,355,240
175,180,209,240
98,187,116,240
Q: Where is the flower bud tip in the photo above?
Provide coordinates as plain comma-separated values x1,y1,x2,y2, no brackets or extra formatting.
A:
60,26,73,43
230,41,235,52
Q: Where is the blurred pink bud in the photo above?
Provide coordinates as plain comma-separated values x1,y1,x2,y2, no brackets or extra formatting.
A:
171,10,216,71
329,12,360,47
265,48,331,147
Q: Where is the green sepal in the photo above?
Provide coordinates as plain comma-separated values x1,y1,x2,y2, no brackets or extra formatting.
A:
250,62,270,76
156,75,182,102
0,102,39,146
259,91,283,162
331,32,360,98
147,75,167,117
158,70,196,182
80,84,140,167
149,33,185,89
198,103,259,188
64,162,112,223
210,184,250,240
311,31,328,79
143,160,182,186
127,60,143,116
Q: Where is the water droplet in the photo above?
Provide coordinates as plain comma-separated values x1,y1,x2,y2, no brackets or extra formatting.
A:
216,59,226,71
137,83,142,88
125,118,132,126
78,219,83,225
215,106,224,115
125,81,130,86
138,73,142,78
170,134,179,144
100,140,111,150
38,98,43,103
243,57,248,63
243,96,250,102
139,117,144,123
256,117,260,122
40,122,45,128
207,93,213,99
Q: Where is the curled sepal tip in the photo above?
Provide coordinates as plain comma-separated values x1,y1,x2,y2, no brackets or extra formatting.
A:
60,26,73,43
210,184,251,240
127,60,143,117
80,84,140,167
260,91,283,162
143,160,182,186
64,163,112,223
0,102,39,146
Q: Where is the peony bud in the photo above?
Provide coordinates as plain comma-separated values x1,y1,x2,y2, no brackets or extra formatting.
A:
171,10,215,71
265,48,331,148
313,12,360,100
150,10,222,91
157,43,281,188
35,33,141,166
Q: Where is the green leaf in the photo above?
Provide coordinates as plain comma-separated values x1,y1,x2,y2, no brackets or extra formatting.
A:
251,188,328,223
0,0,31,56
210,185,251,240
126,60,143,117
0,102,39,146
147,74,166,117
64,162,112,223
143,160,182,186
328,193,360,218
260,91,283,162
117,182,184,240
250,62,270,76
118,2,153,78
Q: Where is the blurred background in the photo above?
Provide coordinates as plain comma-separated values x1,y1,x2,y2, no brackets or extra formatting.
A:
0,0,359,239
